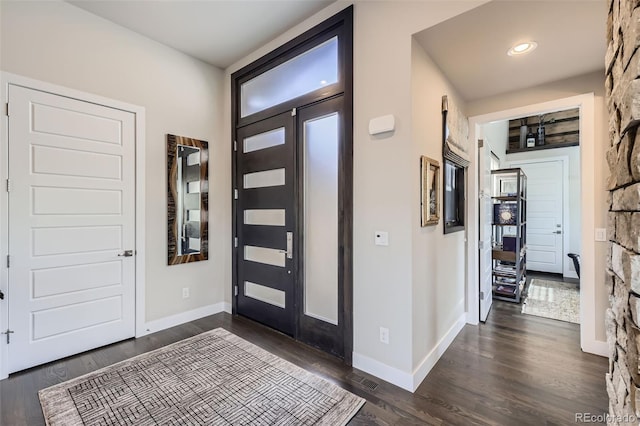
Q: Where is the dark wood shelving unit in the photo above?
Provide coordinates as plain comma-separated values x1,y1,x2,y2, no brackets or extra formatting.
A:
506,141,579,155
507,108,579,154
491,168,527,303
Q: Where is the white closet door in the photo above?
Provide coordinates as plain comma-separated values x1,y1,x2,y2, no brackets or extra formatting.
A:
7,85,136,373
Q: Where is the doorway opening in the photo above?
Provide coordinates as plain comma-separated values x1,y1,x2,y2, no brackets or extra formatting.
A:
231,7,353,362
468,93,605,356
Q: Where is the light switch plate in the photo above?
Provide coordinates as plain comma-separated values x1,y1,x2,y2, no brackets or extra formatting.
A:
375,231,389,246
595,228,607,242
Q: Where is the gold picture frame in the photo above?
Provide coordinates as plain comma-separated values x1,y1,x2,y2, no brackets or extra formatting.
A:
421,156,440,226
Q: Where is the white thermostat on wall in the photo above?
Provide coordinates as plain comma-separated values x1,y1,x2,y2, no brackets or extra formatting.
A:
369,114,395,135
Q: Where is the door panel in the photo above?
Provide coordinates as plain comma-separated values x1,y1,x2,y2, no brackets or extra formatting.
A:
510,160,563,273
297,97,345,356
8,85,136,373
236,112,295,336
478,140,493,322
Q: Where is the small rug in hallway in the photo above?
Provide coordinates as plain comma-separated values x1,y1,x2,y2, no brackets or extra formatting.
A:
39,328,365,425
521,278,580,324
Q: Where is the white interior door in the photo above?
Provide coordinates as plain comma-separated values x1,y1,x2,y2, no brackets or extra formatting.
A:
478,140,493,321
7,85,136,373
510,160,563,274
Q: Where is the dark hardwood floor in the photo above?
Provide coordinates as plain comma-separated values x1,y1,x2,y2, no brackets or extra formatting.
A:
1,299,608,425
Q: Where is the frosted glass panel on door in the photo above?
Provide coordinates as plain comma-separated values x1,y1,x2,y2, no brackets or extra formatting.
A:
241,37,339,117
244,209,286,226
244,245,285,267
243,168,285,189
245,281,285,308
304,112,339,325
244,128,285,153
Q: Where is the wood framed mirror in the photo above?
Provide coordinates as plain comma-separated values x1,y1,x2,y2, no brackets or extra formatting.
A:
167,134,209,265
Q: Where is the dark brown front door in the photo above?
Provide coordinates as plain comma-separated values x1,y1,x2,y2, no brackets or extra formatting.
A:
236,112,295,335
232,6,353,362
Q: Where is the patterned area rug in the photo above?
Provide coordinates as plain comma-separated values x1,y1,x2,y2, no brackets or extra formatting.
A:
521,278,580,324
39,328,365,425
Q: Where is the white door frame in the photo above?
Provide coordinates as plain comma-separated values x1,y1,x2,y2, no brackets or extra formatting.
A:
507,156,574,279
0,72,146,380
466,93,607,357
478,139,493,322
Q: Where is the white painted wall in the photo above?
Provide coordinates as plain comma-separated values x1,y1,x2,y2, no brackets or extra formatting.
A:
0,1,229,323
410,39,466,384
225,1,486,390
480,121,509,165
467,71,608,342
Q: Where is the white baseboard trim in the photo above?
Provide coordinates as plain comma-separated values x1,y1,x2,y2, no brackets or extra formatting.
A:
352,352,413,391
411,314,466,391
353,313,466,393
138,302,228,337
582,339,608,358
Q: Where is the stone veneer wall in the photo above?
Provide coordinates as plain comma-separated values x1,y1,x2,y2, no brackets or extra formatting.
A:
605,0,640,424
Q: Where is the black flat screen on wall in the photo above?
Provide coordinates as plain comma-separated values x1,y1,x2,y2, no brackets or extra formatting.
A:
444,160,465,233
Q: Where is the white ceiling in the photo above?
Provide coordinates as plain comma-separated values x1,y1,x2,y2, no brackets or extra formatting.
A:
70,1,606,100
69,0,333,69
414,0,607,102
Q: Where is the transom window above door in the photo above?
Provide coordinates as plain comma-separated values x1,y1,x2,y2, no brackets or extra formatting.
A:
240,37,339,118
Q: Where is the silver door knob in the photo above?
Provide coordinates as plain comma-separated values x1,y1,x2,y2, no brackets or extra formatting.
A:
553,231,562,234
118,250,134,257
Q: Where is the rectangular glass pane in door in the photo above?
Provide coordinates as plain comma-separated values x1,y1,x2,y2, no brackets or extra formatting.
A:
241,37,339,117
303,112,339,325
243,168,286,189
243,127,285,153
244,209,286,226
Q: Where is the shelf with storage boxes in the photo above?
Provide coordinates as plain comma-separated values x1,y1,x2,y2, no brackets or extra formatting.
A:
491,168,527,303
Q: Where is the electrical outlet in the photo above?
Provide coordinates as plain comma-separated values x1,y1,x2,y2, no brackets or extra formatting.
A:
595,228,607,242
379,327,389,344
182,287,190,299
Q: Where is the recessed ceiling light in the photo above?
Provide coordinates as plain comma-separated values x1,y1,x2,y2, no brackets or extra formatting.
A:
507,41,538,56
320,80,327,85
